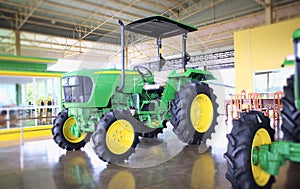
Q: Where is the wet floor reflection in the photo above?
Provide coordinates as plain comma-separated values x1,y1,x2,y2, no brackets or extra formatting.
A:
53,151,97,189
284,162,300,189
52,144,227,189
100,147,219,189
0,129,299,189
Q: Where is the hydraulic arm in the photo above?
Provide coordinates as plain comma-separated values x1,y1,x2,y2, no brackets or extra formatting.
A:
252,141,300,175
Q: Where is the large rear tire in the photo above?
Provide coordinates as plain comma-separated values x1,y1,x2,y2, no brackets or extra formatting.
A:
92,109,140,163
52,109,90,151
281,75,300,142
224,111,275,189
170,82,219,144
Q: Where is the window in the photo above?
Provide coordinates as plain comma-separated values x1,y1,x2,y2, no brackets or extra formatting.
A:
254,68,293,96
62,76,93,103
0,76,61,129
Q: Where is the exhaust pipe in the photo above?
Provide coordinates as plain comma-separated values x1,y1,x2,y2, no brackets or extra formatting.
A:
117,20,125,92
182,33,187,72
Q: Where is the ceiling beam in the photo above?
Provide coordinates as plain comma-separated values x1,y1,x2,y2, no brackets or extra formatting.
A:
3,0,119,29
43,0,132,26
254,0,272,24
143,1,171,11
162,0,190,19
255,0,267,7
72,0,146,20
0,7,116,33
80,0,142,40
180,0,226,20
16,0,43,30
0,11,14,28
114,0,156,15
0,8,121,40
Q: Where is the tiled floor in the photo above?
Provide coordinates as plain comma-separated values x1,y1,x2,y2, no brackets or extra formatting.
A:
0,120,299,189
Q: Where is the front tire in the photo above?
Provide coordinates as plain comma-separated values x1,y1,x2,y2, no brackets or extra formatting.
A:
92,109,139,163
170,82,219,144
52,109,89,151
281,75,300,142
224,111,275,189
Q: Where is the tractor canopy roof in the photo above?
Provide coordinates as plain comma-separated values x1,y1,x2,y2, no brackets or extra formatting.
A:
125,15,197,39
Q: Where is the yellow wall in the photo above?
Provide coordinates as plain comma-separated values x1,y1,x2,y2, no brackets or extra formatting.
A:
234,18,300,93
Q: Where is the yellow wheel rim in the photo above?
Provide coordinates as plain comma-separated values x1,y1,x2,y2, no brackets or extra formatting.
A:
106,120,135,155
251,128,272,186
190,94,214,133
63,117,87,143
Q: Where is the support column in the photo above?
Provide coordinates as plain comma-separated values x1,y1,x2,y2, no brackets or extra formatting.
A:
125,47,128,69
15,30,21,56
265,0,272,24
157,36,162,71
15,84,20,106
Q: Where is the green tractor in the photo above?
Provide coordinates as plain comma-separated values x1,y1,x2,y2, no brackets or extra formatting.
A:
224,29,300,189
51,16,219,164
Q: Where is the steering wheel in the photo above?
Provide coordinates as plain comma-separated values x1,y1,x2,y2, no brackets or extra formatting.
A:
133,65,153,80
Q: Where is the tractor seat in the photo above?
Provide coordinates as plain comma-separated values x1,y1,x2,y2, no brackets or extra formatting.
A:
143,83,162,90
143,82,165,97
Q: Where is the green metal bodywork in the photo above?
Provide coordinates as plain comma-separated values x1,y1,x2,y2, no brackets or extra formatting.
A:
281,29,300,109
294,29,300,109
281,57,300,109
63,69,144,108
62,67,215,133
281,56,294,67
252,141,300,176
0,54,57,71
293,29,300,40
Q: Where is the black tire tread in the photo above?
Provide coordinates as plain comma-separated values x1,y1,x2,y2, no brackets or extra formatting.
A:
224,111,275,189
170,82,219,145
281,75,300,142
92,109,140,163
52,109,89,151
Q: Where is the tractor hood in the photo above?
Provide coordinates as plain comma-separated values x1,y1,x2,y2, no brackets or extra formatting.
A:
61,69,144,108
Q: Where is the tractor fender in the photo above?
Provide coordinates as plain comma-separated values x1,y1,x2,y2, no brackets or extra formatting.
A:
281,55,295,67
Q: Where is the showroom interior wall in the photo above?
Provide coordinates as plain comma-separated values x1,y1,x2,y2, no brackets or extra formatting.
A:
234,17,300,93
0,55,63,142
